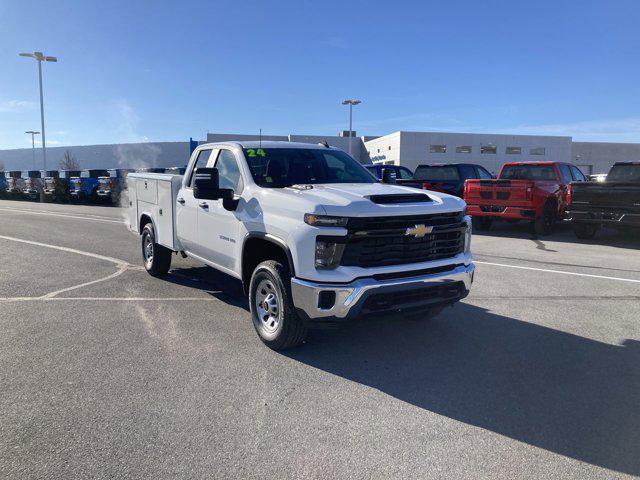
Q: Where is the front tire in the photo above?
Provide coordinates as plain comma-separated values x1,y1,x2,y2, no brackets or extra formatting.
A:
574,223,599,240
141,223,171,276
472,216,492,231
249,260,307,350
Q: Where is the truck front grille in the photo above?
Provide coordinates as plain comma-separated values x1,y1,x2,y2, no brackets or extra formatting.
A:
339,211,466,268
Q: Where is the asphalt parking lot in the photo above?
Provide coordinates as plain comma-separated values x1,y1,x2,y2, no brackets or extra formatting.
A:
0,199,639,479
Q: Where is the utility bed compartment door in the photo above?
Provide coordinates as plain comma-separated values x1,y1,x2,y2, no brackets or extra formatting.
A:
137,178,158,204
126,177,139,233
156,180,175,248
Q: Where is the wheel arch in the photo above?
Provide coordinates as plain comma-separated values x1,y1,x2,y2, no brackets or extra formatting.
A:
138,213,156,235
241,233,295,293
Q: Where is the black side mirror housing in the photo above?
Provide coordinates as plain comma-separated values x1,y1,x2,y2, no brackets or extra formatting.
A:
193,167,238,210
193,167,234,202
381,168,397,184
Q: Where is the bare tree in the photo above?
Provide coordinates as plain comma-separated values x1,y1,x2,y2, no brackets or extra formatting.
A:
59,150,81,170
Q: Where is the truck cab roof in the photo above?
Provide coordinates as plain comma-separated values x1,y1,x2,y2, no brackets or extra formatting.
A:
421,163,482,168
199,140,337,150
501,161,570,167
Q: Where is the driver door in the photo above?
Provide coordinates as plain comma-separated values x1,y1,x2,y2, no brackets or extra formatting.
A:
197,148,244,272
176,148,217,257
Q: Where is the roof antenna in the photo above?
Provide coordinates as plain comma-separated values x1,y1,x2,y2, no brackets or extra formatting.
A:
259,128,262,149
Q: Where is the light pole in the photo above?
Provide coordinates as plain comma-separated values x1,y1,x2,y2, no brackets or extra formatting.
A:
342,99,361,156
19,51,57,172
25,130,40,170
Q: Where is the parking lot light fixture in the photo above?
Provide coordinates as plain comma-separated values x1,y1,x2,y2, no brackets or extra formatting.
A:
342,99,362,156
25,130,41,170
19,51,58,172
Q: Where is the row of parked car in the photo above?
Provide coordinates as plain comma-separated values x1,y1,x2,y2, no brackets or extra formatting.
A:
366,161,640,240
0,167,186,204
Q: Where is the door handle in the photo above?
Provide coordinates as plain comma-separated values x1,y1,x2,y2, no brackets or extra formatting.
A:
177,197,185,204
198,202,209,209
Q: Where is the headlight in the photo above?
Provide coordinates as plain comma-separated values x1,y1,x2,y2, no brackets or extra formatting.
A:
304,214,349,227
464,215,472,254
315,239,346,269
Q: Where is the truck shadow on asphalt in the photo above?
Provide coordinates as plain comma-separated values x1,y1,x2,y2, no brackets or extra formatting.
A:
284,303,640,476
163,266,249,311
475,220,640,250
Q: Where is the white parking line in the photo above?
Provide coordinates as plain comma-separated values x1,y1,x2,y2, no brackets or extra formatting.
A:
41,265,130,299
475,261,640,284
0,234,131,266
0,206,123,224
0,234,140,300
0,297,219,302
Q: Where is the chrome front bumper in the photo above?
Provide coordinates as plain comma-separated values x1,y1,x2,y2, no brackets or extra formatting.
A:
291,263,475,322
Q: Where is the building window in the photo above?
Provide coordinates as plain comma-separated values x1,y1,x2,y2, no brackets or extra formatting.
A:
481,144,497,154
506,146,521,154
530,147,545,155
456,146,472,153
429,145,446,153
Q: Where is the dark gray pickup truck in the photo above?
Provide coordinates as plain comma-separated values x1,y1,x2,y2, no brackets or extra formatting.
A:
567,162,640,239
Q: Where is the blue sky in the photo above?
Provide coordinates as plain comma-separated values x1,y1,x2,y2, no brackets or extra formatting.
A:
1,0,639,150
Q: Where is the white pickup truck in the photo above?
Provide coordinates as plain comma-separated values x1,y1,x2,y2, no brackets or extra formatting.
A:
127,141,475,349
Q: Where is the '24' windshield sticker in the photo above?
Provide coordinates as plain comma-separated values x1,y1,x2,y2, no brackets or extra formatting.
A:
246,149,266,158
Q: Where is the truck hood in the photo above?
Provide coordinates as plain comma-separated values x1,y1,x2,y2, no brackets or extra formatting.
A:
259,182,465,216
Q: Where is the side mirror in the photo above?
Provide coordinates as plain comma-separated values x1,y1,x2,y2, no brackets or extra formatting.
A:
381,168,397,184
193,167,234,202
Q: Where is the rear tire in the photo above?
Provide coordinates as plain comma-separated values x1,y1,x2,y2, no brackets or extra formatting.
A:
472,217,492,231
533,202,556,236
249,260,307,350
141,223,171,276
573,223,599,240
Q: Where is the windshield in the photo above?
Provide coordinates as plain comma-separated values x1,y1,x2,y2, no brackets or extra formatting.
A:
500,164,556,181
414,166,460,181
243,148,376,187
607,164,640,182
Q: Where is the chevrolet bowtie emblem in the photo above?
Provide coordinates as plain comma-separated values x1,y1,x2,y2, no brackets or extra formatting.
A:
405,224,433,238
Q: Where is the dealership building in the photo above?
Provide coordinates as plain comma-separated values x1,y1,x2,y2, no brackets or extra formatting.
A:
1,130,639,174
363,131,638,176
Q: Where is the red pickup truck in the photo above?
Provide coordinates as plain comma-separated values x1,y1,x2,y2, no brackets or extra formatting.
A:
464,161,587,235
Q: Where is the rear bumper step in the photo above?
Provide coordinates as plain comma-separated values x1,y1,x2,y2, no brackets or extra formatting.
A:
467,205,538,220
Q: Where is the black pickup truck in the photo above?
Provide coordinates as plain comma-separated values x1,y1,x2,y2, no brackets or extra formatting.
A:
567,162,640,239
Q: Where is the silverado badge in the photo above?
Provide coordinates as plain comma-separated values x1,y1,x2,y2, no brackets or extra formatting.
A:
405,224,433,238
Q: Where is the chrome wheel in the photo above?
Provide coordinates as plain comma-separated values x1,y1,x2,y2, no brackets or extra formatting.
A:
143,233,154,267
255,279,280,334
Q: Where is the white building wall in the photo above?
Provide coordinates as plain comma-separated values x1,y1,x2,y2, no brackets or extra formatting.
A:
364,132,402,165
0,142,191,171
571,142,640,175
365,131,573,175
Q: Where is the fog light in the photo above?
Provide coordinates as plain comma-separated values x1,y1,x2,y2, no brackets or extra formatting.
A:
318,291,336,309
315,240,345,269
